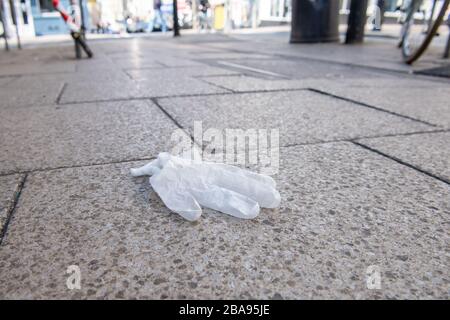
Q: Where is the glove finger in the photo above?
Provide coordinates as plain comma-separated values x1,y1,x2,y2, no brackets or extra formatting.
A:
192,185,260,219
208,163,277,188
156,188,202,221
130,159,161,177
150,175,202,221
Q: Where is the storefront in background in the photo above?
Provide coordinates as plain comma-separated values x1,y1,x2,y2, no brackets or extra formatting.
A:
209,0,283,30
259,0,290,26
1,0,35,37
32,0,71,35
1,0,90,37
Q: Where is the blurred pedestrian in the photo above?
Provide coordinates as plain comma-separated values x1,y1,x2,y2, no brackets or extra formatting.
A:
198,0,210,30
147,0,167,33
372,0,386,31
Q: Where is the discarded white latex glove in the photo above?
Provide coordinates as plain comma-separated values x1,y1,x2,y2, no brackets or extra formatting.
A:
131,152,281,221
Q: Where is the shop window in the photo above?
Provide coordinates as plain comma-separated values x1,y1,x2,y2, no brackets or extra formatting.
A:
270,0,290,18
39,0,55,12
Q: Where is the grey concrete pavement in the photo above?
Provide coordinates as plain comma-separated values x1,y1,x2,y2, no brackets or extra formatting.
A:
0,174,23,233
358,131,450,183
0,100,181,174
157,90,434,147
0,33,449,299
322,84,450,128
0,143,448,299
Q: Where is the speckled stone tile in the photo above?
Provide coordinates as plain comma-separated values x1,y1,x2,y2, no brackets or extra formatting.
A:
0,62,76,77
220,59,387,80
0,174,23,233
0,76,17,87
135,75,230,98
0,77,64,109
0,44,72,65
157,90,434,147
0,142,448,299
315,77,449,89
59,72,142,104
357,131,450,182
193,53,273,60
156,56,206,67
112,58,165,70
322,85,450,128
75,55,122,72
0,70,133,108
200,74,319,92
0,100,181,174
126,66,239,81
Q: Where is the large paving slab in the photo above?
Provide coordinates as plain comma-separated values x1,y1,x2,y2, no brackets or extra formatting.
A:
0,100,181,174
0,76,17,88
0,44,73,63
0,142,448,299
0,61,76,77
322,85,450,128
123,67,237,98
210,33,436,73
200,74,324,92
157,90,434,146
358,131,450,183
135,75,230,98
315,77,450,89
112,57,166,70
216,58,388,80
59,72,143,104
75,55,123,72
126,65,239,81
0,69,136,108
0,174,23,233
192,52,273,60
156,56,206,67
0,76,64,109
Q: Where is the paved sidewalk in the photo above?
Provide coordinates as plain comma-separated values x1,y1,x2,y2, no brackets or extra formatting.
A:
0,33,449,299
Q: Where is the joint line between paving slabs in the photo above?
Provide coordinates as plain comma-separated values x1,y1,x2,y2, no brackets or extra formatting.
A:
148,98,187,131
202,44,449,81
147,98,196,148
307,88,438,128
194,76,236,93
351,141,450,186
1,128,448,178
0,174,28,246
0,157,156,178
55,82,68,104
281,128,449,149
56,87,311,106
123,69,135,80
195,73,245,79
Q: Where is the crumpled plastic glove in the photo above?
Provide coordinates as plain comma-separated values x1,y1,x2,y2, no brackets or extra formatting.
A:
131,152,281,221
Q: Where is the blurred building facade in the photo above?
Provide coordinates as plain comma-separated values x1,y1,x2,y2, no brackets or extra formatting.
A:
1,0,35,37
0,0,436,38
1,0,90,37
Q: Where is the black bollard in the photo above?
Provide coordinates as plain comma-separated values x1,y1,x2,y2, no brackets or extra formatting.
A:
173,0,180,37
345,0,369,44
290,0,340,43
